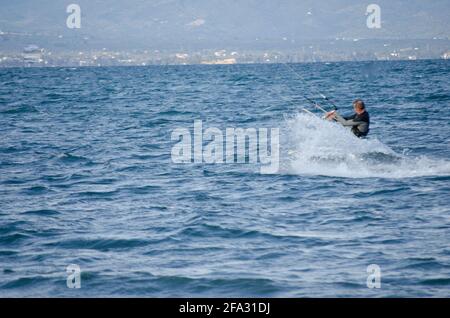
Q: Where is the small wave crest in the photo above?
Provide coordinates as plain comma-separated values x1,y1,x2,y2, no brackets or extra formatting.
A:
283,113,450,178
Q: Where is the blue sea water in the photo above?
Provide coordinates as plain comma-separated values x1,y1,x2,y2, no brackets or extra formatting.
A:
0,60,449,297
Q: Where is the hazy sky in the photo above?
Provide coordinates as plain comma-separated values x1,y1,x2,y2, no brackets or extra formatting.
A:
1,0,449,50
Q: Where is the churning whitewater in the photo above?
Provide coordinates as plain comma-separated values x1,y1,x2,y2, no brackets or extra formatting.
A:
284,113,450,178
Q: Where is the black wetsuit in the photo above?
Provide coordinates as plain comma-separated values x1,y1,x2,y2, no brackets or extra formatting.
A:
334,111,370,137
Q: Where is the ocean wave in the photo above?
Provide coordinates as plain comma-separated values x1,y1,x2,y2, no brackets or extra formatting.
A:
44,237,150,251
20,209,61,216
0,105,39,114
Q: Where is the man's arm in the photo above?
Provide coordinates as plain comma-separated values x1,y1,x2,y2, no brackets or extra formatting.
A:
343,114,356,121
334,113,363,127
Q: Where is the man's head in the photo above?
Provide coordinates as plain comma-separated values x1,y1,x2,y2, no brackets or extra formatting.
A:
353,99,366,114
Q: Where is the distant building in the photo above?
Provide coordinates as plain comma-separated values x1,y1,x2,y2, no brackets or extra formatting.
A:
23,45,43,64
176,53,189,59
201,58,236,65
214,50,227,58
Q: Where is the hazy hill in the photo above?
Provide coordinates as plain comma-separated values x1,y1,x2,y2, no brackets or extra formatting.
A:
1,0,449,51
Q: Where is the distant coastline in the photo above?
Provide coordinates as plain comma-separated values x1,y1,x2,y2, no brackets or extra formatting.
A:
0,55,448,68
1,38,449,68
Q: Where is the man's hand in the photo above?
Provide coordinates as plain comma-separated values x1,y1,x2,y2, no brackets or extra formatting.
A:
324,110,336,120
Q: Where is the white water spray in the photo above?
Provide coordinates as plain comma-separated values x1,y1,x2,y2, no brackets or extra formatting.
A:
283,113,450,178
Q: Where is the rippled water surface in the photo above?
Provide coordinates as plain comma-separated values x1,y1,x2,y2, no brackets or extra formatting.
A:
1,60,449,297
